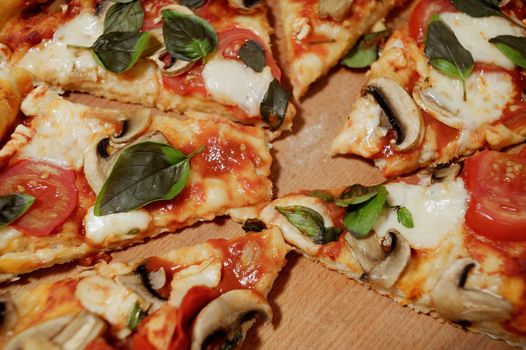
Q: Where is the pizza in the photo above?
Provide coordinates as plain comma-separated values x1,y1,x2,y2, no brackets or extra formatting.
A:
0,0,296,134
0,227,289,350
0,84,273,281
229,147,526,347
331,0,526,178
277,0,403,98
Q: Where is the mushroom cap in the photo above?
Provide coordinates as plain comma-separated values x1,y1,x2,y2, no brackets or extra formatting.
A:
412,80,464,129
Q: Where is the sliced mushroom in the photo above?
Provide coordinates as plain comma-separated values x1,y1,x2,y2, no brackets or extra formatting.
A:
318,0,354,21
118,271,165,307
430,162,462,184
111,109,152,144
191,290,272,350
4,315,72,350
84,131,168,194
52,311,107,350
412,80,464,129
345,230,411,289
364,77,425,152
0,294,17,334
227,0,263,12
430,258,513,323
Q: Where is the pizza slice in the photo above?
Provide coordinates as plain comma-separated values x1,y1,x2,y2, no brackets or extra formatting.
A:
0,0,295,133
0,84,273,282
331,0,526,178
0,227,289,350
230,148,526,347
277,0,403,98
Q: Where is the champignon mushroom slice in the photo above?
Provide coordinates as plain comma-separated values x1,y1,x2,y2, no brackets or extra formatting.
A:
318,0,354,21
0,293,17,334
111,109,152,144
118,272,163,307
344,232,385,273
52,311,106,350
431,162,462,184
430,258,513,323
412,81,464,129
364,77,425,152
367,230,411,289
4,315,73,350
227,0,263,12
190,290,272,350
149,49,195,77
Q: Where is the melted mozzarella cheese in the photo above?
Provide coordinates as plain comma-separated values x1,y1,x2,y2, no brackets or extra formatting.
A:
20,88,109,169
84,207,152,246
0,227,21,251
372,179,468,249
441,12,525,70
422,69,515,144
202,58,273,116
76,275,142,328
55,11,103,47
169,258,222,307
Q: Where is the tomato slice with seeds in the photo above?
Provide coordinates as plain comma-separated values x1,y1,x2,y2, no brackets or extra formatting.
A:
0,160,78,236
462,150,526,241
408,0,456,44
217,28,282,80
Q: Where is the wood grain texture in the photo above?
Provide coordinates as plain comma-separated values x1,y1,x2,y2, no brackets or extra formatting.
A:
0,0,516,348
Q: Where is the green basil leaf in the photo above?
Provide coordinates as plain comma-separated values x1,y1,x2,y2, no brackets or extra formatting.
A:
127,302,146,331
452,0,524,27
242,218,267,233
489,35,526,68
396,206,414,229
342,185,388,238
335,184,379,207
94,142,202,216
308,190,335,202
162,10,218,61
425,16,474,100
104,0,144,34
238,40,267,72
275,205,341,244
341,30,390,69
180,0,206,9
91,31,151,73
260,79,290,130
0,193,35,227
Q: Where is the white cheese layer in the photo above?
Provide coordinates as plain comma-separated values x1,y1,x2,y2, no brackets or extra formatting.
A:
84,207,152,246
18,12,102,83
441,12,525,70
20,88,109,169
422,69,514,142
0,227,22,251
202,58,273,116
372,179,468,249
76,275,141,328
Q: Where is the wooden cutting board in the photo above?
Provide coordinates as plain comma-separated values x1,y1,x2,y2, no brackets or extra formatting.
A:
0,0,517,348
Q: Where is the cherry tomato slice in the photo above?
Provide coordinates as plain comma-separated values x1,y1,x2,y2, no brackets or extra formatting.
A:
0,160,78,236
462,149,526,241
408,0,456,44
217,28,282,80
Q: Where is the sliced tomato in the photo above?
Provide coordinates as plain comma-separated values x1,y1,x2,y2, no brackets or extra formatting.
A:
162,64,206,96
462,149,526,241
217,28,282,80
408,0,456,44
0,160,78,236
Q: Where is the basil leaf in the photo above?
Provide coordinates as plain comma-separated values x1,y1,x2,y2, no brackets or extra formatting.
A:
335,184,379,207
242,218,267,232
396,206,414,229
260,79,290,130
162,10,218,61
308,190,335,202
238,40,267,72
91,31,151,73
276,205,341,244
425,16,474,100
342,185,388,238
452,0,523,28
0,194,35,227
127,302,146,331
180,0,206,9
104,0,144,34
342,30,390,69
94,142,202,216
489,35,526,68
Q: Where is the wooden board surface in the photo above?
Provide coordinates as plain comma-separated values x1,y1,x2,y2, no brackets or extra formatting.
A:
0,0,517,349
